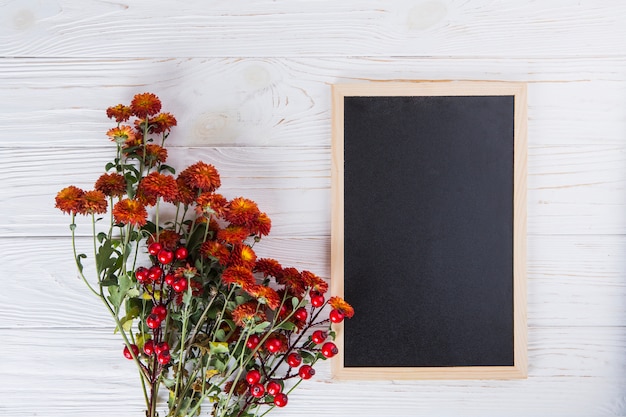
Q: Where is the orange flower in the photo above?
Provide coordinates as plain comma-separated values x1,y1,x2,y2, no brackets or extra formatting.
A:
247,285,280,310
179,162,221,193
147,229,181,250
200,240,230,265
80,190,108,215
228,243,257,269
254,258,283,278
301,270,328,294
112,199,147,227
130,92,162,118
328,296,354,318
94,173,126,197
232,301,266,327
250,212,271,237
138,172,178,204
195,193,228,217
224,197,260,227
175,176,196,206
149,112,177,134
276,267,306,297
221,266,256,290
217,225,250,244
106,125,136,145
106,104,133,123
55,186,85,214
138,144,168,168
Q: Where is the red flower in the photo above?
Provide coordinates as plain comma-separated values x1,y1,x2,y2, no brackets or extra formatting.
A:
147,229,181,251
55,186,84,214
232,301,266,327
247,285,280,310
200,240,230,265
130,92,162,118
276,267,306,297
179,162,221,193
217,225,250,244
301,270,328,294
195,193,228,217
250,212,271,237
106,104,133,123
112,199,148,227
328,296,355,318
137,144,168,168
224,197,260,227
254,258,283,278
228,243,257,269
94,173,126,197
149,112,177,134
138,172,178,204
80,190,108,215
221,266,256,290
106,125,136,145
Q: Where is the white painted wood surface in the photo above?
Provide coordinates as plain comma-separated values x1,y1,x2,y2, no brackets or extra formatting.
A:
1,0,625,416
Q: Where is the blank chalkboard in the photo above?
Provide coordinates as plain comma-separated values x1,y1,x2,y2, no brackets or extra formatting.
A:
330,82,527,380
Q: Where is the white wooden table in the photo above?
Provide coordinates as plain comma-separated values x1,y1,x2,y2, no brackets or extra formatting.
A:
1,1,625,415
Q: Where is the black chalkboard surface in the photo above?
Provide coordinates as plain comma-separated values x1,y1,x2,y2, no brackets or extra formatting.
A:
330,82,527,380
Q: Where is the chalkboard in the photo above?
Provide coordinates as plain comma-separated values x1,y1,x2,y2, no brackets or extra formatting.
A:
330,82,527,380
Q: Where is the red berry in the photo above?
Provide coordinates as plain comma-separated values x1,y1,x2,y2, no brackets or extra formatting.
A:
266,380,281,396
273,393,288,407
157,249,174,265
310,293,325,308
143,340,155,356
321,341,339,358
286,352,302,367
249,383,265,398
154,341,170,355
135,267,149,283
157,350,171,365
246,334,261,350
148,265,163,282
311,330,327,344
148,242,162,256
265,337,282,354
164,273,175,286
329,309,345,323
172,278,188,293
146,313,162,329
245,369,261,385
298,364,315,380
294,307,307,322
151,305,167,321
175,247,188,260
123,344,139,359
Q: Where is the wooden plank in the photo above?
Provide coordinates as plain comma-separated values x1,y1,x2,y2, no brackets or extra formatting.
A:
1,58,625,147
0,145,625,237
1,234,625,328
1,327,624,416
1,1,625,58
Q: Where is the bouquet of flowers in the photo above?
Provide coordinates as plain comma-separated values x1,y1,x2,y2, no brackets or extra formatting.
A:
54,93,354,417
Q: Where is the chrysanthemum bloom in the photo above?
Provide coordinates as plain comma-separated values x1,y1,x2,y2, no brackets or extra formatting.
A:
149,112,177,134
130,92,162,118
179,162,221,193
232,301,266,327
254,258,283,278
300,270,328,294
137,144,168,168
174,176,196,206
221,266,256,290
106,125,136,145
228,243,257,269
138,172,178,203
94,173,127,197
55,185,85,214
106,104,133,123
328,296,355,318
200,240,231,265
112,198,148,227
224,197,260,227
276,267,306,297
247,285,280,310
250,212,271,237
217,225,250,244
195,193,228,217
79,190,108,215
174,265,198,280
147,229,181,251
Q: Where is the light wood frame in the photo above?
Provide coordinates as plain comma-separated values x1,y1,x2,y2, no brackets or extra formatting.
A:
330,81,528,380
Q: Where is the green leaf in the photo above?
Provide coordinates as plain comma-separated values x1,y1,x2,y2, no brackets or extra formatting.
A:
291,296,300,309
215,328,226,342
300,350,316,364
252,322,271,333
209,342,229,355
69,223,76,232
105,162,116,171
159,164,176,175
75,253,87,273
275,321,296,331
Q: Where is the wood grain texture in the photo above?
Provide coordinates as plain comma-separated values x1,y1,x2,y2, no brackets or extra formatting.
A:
1,58,625,147
1,0,625,58
2,0,625,415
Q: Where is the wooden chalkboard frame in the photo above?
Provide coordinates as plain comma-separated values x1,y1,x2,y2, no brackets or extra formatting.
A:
330,81,527,380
